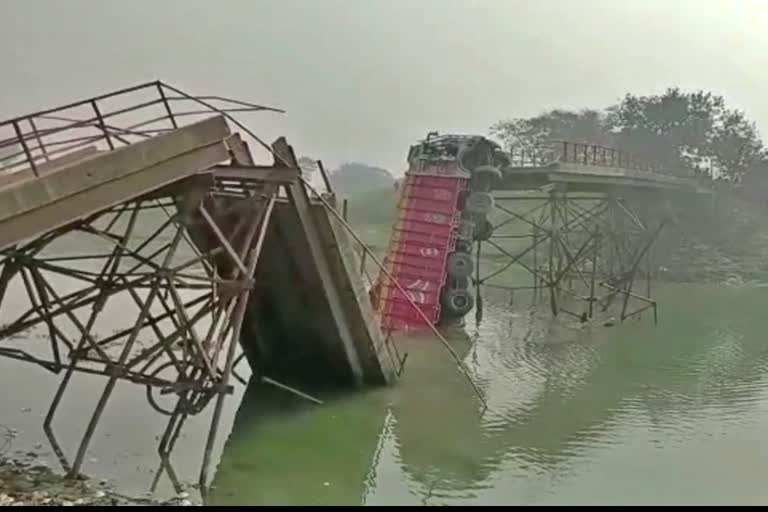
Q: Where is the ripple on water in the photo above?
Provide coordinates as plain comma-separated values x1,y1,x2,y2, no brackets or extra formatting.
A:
204,284,768,506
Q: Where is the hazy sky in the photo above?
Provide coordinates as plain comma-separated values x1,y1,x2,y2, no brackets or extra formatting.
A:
2,0,768,174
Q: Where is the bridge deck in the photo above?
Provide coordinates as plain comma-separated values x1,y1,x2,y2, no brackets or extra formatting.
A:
0,116,231,251
499,162,700,193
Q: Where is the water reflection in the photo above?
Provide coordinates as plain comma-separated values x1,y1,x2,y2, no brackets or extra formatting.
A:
211,284,768,505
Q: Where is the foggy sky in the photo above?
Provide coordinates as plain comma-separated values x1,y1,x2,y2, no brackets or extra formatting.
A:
2,0,767,175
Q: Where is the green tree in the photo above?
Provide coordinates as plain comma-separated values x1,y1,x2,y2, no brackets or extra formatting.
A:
491,88,766,181
491,109,611,156
606,88,764,179
330,162,394,195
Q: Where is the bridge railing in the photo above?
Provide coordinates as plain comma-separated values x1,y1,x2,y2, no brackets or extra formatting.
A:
0,81,282,176
554,141,661,173
506,140,662,174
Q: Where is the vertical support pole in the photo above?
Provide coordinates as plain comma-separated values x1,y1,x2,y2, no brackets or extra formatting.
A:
91,100,114,151
646,245,652,300
560,193,570,291
589,230,599,319
157,82,178,129
28,118,49,162
342,198,349,221
548,190,559,316
317,160,333,194
532,224,538,301
474,240,482,325
606,195,616,279
12,121,37,176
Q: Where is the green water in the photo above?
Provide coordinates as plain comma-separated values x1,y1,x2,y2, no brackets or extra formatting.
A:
209,284,768,506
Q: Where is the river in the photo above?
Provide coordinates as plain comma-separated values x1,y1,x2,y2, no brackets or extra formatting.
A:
1,283,767,505
209,283,768,506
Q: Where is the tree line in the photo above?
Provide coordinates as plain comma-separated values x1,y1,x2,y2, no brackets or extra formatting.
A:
490,88,766,183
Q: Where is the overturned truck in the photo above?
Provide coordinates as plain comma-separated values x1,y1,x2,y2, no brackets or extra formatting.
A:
373,133,508,330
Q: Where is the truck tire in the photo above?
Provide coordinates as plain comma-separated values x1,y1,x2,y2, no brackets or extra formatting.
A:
441,288,475,317
465,191,494,216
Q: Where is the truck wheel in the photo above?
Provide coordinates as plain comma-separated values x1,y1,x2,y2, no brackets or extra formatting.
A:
465,192,494,216
441,288,475,317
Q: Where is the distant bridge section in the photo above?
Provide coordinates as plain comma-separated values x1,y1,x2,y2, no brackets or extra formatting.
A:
500,140,703,193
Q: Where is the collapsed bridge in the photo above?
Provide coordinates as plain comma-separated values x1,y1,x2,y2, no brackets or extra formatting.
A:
0,82,714,498
0,81,415,493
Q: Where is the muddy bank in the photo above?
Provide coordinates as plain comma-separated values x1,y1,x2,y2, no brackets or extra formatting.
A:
0,457,197,506
660,192,768,285
662,236,768,285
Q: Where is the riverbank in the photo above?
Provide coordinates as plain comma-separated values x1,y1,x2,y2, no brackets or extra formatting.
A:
0,455,196,506
662,191,768,285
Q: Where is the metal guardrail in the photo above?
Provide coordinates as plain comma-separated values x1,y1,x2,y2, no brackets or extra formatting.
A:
0,81,283,176
555,141,662,172
507,140,663,173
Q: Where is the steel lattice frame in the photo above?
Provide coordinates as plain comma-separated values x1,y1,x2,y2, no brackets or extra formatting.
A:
474,188,662,324
0,176,276,492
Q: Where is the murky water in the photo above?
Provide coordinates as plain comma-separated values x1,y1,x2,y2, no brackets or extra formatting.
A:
2,281,768,504
208,284,768,506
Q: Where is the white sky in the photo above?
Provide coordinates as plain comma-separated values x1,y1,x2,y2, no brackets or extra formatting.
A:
2,0,767,175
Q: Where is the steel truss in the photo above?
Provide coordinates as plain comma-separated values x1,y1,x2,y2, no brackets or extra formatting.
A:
474,188,663,325
0,176,275,492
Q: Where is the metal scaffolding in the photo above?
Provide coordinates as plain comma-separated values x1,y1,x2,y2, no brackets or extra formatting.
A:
473,187,662,325
0,176,276,491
